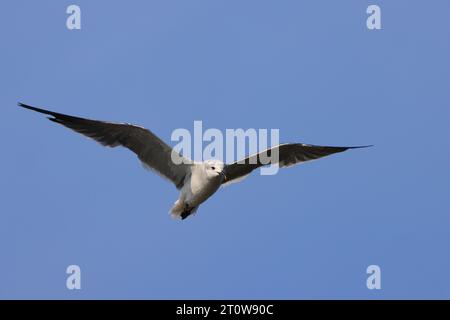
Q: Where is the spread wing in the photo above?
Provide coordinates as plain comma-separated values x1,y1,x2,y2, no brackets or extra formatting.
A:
18,103,191,189
222,143,370,185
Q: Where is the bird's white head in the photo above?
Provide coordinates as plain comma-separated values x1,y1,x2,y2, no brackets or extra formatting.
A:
204,159,225,180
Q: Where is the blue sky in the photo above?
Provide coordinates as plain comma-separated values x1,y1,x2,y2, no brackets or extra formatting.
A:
1,0,449,299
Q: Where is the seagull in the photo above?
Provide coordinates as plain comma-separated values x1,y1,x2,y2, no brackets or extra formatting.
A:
18,102,370,220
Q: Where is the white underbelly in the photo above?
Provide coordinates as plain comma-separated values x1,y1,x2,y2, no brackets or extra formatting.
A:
183,178,220,207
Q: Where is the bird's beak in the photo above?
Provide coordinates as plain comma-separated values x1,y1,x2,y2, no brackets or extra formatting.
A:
220,171,227,181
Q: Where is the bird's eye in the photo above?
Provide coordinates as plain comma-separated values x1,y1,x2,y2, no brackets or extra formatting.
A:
211,166,215,170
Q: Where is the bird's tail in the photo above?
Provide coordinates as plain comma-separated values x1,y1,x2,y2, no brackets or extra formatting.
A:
170,200,198,220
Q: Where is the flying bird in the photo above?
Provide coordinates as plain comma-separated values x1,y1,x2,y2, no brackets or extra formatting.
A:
18,102,370,220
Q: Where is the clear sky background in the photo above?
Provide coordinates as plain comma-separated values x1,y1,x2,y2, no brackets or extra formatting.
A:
1,0,449,299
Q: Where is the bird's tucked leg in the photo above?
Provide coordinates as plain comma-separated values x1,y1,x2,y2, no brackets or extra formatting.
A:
180,204,198,220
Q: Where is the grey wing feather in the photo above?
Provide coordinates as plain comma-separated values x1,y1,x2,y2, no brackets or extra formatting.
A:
222,143,371,185
18,103,191,189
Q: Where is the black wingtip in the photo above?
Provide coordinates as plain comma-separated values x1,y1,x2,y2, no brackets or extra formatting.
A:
348,145,374,149
18,102,33,109
18,102,49,114
17,102,62,119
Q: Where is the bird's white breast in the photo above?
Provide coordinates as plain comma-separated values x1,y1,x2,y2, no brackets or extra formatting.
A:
181,164,221,207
